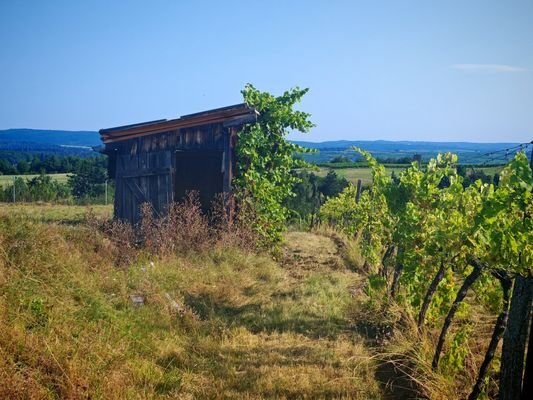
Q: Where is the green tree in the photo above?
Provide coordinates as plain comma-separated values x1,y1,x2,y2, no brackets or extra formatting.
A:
16,160,30,174
319,170,349,198
0,159,16,175
235,84,314,246
68,160,107,199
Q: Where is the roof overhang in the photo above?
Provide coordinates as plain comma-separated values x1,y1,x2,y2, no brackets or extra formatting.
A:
100,103,258,144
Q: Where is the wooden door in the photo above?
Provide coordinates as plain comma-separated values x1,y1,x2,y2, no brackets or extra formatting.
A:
115,150,173,225
174,150,223,211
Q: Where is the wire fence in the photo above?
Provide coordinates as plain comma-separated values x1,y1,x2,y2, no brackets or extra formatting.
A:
477,141,533,166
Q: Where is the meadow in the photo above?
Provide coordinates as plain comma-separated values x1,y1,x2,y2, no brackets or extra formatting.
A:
315,166,407,185
0,173,70,187
315,165,503,185
0,203,388,399
0,166,502,193
0,190,519,399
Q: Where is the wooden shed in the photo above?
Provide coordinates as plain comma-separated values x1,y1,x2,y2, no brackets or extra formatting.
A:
99,104,258,225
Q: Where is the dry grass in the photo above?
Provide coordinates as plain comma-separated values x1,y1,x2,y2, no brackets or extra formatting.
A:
0,202,112,223
1,202,499,399
0,206,383,399
348,275,505,400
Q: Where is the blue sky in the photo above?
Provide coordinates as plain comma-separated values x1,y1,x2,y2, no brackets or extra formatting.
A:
1,0,532,142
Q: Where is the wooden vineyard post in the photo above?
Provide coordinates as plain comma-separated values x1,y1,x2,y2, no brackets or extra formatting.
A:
500,276,532,400
469,270,512,400
519,141,533,399
529,141,533,171
522,314,533,399
355,179,362,203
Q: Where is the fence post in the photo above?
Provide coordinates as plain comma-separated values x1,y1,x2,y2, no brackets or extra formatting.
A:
12,176,15,203
520,142,533,399
529,141,533,171
355,179,362,203
500,276,532,400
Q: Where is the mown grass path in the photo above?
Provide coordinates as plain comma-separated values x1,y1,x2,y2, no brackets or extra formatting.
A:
0,204,420,399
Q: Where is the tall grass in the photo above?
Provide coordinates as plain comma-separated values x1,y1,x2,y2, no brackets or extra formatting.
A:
0,202,382,399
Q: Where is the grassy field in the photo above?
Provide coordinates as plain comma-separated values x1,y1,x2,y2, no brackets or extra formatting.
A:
315,165,504,185
316,166,407,185
0,173,70,187
0,204,499,399
0,204,389,399
0,166,503,189
0,203,112,223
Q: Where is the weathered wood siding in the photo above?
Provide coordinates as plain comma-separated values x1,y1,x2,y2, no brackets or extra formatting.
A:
109,123,235,225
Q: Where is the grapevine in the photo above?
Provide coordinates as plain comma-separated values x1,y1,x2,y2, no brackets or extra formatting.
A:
319,150,533,398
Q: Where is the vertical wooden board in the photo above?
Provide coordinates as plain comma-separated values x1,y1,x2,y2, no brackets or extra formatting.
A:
222,128,232,193
185,129,192,147
147,174,156,215
142,136,150,152
121,156,126,222
158,151,170,213
214,124,222,145
165,150,173,206
126,185,130,224
129,152,139,225
159,134,168,150
230,127,236,185
207,124,213,147
113,155,120,219
161,151,169,211
159,151,165,211
149,152,159,213
140,151,148,192
155,152,163,213
136,153,147,224
170,150,176,206
124,154,132,224
117,153,125,221
121,155,128,221
169,131,178,148
195,128,201,147
113,155,122,219
126,154,133,224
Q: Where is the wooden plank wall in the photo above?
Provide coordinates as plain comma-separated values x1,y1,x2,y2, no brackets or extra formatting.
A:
111,122,232,225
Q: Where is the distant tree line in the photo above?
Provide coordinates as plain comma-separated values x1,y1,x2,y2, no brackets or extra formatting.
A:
318,155,419,169
0,156,111,204
376,156,417,164
286,164,501,227
1,175,72,203
285,170,349,225
0,153,106,175
457,165,500,187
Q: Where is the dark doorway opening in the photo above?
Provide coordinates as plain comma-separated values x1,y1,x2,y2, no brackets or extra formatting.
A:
175,150,223,211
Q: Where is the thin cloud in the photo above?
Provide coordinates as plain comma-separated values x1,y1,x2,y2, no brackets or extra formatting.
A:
452,64,530,73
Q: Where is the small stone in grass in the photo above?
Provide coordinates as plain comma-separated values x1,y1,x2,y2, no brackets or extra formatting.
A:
130,294,145,307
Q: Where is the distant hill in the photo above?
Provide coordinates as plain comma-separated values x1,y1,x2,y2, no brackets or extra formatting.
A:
0,129,100,148
292,140,522,164
0,129,524,164
292,140,518,152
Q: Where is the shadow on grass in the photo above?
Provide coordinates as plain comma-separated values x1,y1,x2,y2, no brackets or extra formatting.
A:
155,336,370,398
184,292,350,340
374,358,424,400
